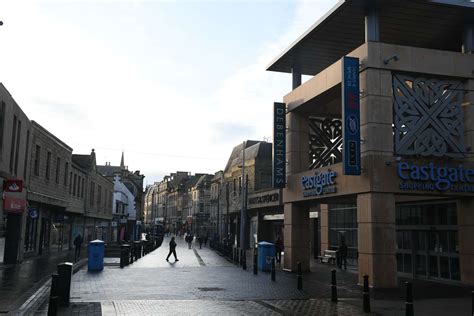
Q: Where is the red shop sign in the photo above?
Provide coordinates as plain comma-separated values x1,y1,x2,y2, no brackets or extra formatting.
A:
3,196,26,213
4,179,23,193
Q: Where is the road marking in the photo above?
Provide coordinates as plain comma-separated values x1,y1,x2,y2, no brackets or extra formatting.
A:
193,248,206,266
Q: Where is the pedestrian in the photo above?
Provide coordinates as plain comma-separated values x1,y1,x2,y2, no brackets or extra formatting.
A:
275,235,283,264
204,232,208,246
73,234,83,261
166,237,179,262
338,239,348,270
198,236,203,249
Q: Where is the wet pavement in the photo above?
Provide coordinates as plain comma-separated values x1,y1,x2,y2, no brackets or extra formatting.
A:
27,236,474,315
0,247,85,313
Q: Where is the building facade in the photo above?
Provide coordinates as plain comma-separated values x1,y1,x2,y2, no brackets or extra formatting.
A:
267,0,474,287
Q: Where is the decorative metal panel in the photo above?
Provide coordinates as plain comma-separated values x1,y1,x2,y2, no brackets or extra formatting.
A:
309,117,343,169
393,74,465,158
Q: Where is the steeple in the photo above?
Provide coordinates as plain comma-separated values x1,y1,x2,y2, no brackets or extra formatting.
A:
120,151,125,169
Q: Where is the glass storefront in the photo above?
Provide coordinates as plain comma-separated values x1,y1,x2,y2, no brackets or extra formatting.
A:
328,204,358,266
24,209,39,253
396,201,460,281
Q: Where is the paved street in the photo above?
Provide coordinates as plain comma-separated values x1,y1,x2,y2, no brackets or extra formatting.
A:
66,236,367,315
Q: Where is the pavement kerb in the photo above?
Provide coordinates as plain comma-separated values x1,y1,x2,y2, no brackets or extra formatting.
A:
14,258,88,315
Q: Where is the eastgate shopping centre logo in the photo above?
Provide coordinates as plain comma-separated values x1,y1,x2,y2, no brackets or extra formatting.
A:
301,171,337,197
398,162,474,193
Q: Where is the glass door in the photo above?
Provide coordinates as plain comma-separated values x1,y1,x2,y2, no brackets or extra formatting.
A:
426,230,460,280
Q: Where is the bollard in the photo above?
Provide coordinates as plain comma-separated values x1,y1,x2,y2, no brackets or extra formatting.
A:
57,262,73,306
47,296,58,316
331,269,337,303
253,249,258,275
271,257,276,282
240,249,243,266
472,291,474,316
297,262,303,290
120,249,125,268
363,275,371,313
242,250,247,270
405,281,413,316
50,273,59,297
130,247,134,264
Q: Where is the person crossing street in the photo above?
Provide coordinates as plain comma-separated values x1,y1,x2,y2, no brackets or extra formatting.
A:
166,236,179,262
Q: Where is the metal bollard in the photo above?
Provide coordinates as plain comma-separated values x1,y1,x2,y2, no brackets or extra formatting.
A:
57,262,73,306
130,247,134,264
50,273,59,297
47,296,58,316
120,249,125,268
405,281,413,316
331,269,337,303
242,250,247,270
363,275,371,313
253,250,258,275
297,262,303,290
271,257,276,282
471,291,473,316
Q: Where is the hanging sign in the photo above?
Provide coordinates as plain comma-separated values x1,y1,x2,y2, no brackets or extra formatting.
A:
273,102,286,188
3,196,26,213
4,179,23,192
342,56,361,175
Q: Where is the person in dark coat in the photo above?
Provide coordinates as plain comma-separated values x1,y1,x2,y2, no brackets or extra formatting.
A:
338,239,348,270
166,237,178,262
275,235,283,264
73,234,83,261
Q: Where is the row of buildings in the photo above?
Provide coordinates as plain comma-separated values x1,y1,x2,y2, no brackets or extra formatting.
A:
148,0,474,289
0,84,144,264
144,141,283,247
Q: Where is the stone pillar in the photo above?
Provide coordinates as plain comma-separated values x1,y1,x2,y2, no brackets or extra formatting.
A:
286,111,309,175
283,203,310,272
291,65,302,90
457,198,474,285
320,204,329,255
365,1,379,42
357,193,397,288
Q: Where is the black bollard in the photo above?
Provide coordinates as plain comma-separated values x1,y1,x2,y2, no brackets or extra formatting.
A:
331,269,337,303
130,247,134,264
240,249,243,266
472,291,474,316
405,281,413,316
50,273,59,297
57,262,73,306
47,296,58,316
271,257,276,282
120,249,125,268
297,262,303,290
363,275,371,313
253,250,258,275
242,250,247,270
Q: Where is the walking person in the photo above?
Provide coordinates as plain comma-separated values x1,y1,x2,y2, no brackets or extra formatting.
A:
166,237,179,262
338,238,348,270
275,235,283,264
73,234,83,262
198,236,203,249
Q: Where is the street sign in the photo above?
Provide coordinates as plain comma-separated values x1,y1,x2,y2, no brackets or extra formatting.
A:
342,56,361,175
28,208,39,219
273,102,286,188
4,179,23,192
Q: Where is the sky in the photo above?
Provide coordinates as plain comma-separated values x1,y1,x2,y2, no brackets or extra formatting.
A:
0,0,338,187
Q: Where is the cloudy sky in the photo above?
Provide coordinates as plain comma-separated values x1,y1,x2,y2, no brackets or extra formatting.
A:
0,0,337,186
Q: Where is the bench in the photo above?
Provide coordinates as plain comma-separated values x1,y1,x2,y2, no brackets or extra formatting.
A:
318,250,337,264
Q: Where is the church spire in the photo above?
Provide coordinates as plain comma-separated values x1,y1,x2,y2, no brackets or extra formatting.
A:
120,151,125,169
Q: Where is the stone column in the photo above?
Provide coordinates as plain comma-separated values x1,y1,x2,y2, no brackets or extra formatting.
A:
357,193,397,288
286,111,309,175
284,202,310,272
458,198,474,285
292,65,302,90
320,204,329,255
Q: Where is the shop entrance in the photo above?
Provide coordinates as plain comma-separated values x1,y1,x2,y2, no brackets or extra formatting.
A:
396,202,460,281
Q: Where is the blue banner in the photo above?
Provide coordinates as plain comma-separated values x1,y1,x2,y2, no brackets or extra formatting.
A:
342,56,361,175
273,102,286,188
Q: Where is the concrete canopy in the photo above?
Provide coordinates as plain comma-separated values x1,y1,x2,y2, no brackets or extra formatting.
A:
266,0,474,76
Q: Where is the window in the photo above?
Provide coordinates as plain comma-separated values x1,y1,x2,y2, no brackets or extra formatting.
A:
45,152,51,180
23,131,30,180
55,158,61,183
69,172,73,194
81,178,85,198
77,176,81,198
73,174,77,196
14,120,21,175
64,162,69,185
9,115,17,172
0,101,5,153
98,185,102,205
34,145,41,176
90,182,95,206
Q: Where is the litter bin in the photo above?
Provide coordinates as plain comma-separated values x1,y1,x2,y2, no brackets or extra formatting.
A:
88,240,105,271
258,241,275,271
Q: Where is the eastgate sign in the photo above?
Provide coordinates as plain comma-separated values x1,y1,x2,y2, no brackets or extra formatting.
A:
301,171,337,197
398,162,474,192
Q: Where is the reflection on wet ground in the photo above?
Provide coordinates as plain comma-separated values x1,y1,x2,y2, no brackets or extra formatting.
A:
0,248,80,313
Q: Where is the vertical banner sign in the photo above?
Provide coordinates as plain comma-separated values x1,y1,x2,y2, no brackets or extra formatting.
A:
342,56,361,175
273,102,286,188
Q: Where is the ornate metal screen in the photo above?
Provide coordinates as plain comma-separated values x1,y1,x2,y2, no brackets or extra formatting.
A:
309,117,343,169
393,74,465,158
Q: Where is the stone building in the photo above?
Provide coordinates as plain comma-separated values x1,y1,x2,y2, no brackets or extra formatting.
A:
210,171,224,240
0,84,31,264
191,174,213,236
266,0,474,287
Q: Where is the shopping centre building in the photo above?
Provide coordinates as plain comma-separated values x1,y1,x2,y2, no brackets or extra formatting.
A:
267,0,474,287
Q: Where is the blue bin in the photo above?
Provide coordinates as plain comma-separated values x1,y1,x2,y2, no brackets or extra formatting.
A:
258,241,275,271
88,239,105,271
